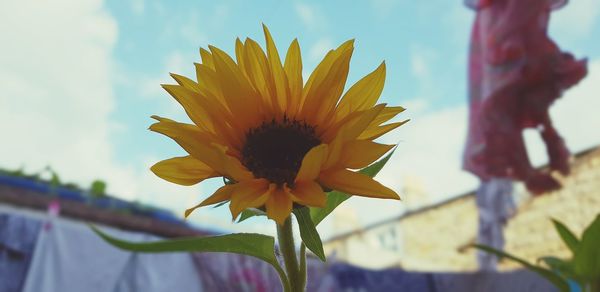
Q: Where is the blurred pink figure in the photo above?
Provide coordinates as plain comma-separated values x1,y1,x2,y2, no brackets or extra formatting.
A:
43,199,61,230
463,0,587,194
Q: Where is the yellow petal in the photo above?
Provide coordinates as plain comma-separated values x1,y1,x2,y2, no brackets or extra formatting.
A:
149,117,251,181
229,179,271,219
199,47,215,69
263,24,289,112
235,38,248,77
372,106,405,126
210,45,262,128
170,73,201,93
322,134,345,170
194,63,227,106
215,146,254,182
359,120,409,140
242,38,276,113
161,84,242,148
335,62,386,121
295,144,328,182
321,104,386,143
300,40,354,125
290,181,326,208
342,104,386,140
339,140,395,169
185,184,236,218
151,155,218,186
265,187,293,225
149,118,219,167
283,39,303,118
319,168,400,200
322,105,386,168
161,84,216,133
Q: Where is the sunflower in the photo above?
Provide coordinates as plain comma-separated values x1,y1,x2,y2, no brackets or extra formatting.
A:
150,25,406,225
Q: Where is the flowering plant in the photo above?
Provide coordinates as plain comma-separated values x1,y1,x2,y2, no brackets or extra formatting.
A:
94,25,405,292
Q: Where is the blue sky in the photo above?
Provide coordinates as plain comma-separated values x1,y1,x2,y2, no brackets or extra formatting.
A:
2,0,599,237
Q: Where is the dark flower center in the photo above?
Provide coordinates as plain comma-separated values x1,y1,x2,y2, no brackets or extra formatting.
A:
242,117,321,187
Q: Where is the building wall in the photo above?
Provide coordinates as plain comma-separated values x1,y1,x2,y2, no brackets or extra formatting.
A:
324,147,600,271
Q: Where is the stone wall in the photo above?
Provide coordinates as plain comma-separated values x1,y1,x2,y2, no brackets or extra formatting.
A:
502,147,600,270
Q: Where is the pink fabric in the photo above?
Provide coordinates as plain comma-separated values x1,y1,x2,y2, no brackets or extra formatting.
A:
463,0,587,194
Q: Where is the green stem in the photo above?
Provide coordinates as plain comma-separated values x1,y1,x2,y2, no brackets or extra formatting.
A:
298,243,307,289
273,259,291,292
277,216,304,292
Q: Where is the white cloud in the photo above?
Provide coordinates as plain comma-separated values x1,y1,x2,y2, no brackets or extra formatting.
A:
179,11,208,47
0,0,133,193
308,38,334,63
0,0,210,222
294,2,323,31
411,51,430,81
164,51,188,73
409,45,440,97
131,0,145,16
551,0,600,39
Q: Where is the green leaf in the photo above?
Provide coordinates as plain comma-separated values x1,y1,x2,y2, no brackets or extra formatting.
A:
551,218,580,254
91,225,279,265
91,226,291,291
538,256,578,280
294,207,326,261
472,244,569,292
238,208,266,223
310,149,395,226
310,191,350,226
573,215,600,280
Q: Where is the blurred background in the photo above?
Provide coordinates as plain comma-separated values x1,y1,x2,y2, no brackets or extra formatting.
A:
1,0,599,289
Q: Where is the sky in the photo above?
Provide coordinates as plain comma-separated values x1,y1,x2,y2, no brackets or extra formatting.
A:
1,0,599,238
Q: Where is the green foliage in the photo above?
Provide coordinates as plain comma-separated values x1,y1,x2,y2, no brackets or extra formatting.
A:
90,180,107,198
237,208,266,223
573,215,600,281
473,244,570,291
552,219,580,254
474,215,600,292
538,257,578,281
293,207,325,261
91,226,289,289
92,226,274,260
0,167,27,177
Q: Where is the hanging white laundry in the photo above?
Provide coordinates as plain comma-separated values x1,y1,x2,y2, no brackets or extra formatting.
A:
22,217,141,292
22,215,202,292
476,178,516,271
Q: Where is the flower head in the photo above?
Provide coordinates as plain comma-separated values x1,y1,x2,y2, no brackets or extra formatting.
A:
151,25,406,225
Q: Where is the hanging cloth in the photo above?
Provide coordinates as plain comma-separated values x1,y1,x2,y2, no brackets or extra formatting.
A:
21,218,139,292
475,178,516,270
462,0,587,194
0,213,42,292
